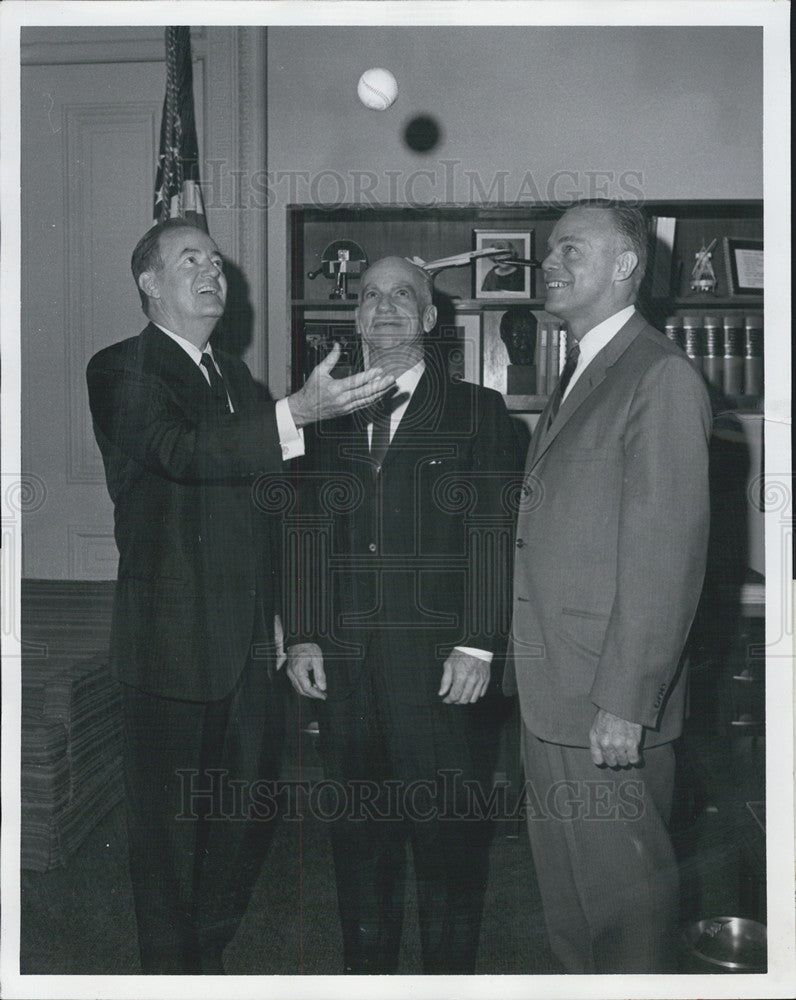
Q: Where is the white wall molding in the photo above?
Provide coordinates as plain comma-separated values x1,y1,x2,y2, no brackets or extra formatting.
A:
203,27,268,381
64,102,160,484
22,27,207,66
234,26,268,383
67,526,118,580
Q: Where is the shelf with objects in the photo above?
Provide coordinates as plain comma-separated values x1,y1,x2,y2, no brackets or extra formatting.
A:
287,201,763,414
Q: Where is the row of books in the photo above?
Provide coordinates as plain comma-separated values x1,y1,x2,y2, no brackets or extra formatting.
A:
665,313,763,397
535,320,570,396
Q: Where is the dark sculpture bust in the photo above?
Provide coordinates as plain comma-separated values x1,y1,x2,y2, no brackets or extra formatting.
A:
500,305,537,366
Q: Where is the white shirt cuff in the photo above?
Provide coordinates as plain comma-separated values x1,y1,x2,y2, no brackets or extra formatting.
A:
455,646,493,664
275,397,305,460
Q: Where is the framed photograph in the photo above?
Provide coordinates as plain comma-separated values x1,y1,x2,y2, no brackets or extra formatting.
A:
473,229,534,299
723,236,764,296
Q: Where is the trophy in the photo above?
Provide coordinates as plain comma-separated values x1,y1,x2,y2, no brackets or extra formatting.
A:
307,240,368,299
690,238,718,294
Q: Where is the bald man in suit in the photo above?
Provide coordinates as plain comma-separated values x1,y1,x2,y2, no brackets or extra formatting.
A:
286,257,524,973
505,203,711,973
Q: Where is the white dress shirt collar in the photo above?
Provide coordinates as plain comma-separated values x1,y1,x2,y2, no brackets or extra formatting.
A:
563,305,636,401
393,358,426,399
153,322,213,367
368,359,426,444
153,323,234,412
151,322,307,460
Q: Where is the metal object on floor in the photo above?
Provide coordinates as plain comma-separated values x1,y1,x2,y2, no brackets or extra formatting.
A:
682,916,767,972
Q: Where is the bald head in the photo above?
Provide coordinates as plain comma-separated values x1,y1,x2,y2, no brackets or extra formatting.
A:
356,256,437,373
361,256,434,309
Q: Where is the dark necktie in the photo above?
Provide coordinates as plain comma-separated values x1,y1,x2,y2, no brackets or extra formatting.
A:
369,396,393,475
547,344,580,429
200,353,230,413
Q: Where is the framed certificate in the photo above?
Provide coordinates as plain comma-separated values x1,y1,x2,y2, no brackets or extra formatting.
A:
724,237,764,295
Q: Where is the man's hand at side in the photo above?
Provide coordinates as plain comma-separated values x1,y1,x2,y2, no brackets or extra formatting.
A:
286,643,327,700
438,650,490,705
589,708,642,767
287,342,395,427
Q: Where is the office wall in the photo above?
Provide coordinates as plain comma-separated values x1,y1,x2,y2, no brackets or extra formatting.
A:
20,27,266,578
18,24,763,578
266,25,763,392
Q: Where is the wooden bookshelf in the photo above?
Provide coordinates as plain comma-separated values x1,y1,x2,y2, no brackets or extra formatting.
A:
287,201,764,412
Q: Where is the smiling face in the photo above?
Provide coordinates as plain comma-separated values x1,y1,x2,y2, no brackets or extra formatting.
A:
356,257,437,372
138,225,227,347
542,207,637,338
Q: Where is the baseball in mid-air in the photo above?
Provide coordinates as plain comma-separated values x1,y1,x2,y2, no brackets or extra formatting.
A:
357,68,398,110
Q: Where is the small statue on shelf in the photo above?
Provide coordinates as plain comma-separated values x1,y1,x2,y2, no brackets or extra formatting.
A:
500,305,537,394
306,240,368,300
690,238,718,294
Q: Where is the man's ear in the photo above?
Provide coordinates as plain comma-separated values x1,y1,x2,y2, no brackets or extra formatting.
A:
615,251,639,283
138,270,160,300
422,304,438,333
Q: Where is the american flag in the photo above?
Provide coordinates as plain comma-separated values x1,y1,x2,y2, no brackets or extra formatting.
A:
154,27,206,229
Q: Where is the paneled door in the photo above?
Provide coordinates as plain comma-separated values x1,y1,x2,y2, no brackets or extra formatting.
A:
21,53,203,578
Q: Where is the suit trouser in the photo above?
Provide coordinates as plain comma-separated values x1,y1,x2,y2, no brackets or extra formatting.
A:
120,657,284,973
317,640,497,974
521,728,679,974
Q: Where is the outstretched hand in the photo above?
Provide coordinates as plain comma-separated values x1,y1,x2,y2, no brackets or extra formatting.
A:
287,342,395,427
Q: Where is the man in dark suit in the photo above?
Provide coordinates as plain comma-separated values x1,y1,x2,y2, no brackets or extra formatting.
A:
285,256,524,973
86,218,394,974
505,202,711,973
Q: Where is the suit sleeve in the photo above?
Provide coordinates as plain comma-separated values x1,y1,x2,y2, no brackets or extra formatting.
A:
87,353,282,483
281,425,330,649
461,389,527,655
589,355,711,728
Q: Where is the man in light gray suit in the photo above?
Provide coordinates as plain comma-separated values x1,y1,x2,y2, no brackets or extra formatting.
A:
504,202,711,973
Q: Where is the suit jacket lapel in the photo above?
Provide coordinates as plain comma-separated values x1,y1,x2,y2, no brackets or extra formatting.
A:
139,324,212,412
378,364,438,473
334,407,371,473
352,403,370,438
528,311,647,472
213,351,245,414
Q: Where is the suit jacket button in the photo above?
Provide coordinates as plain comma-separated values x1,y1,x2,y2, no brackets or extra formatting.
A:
516,538,525,548
368,542,377,552
521,486,530,497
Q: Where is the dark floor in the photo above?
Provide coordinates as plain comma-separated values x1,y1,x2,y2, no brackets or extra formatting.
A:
19,761,556,974
18,578,767,975
19,694,766,977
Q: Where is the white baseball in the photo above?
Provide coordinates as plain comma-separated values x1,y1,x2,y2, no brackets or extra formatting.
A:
357,68,398,110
